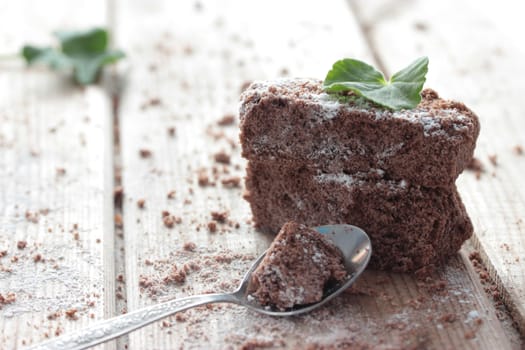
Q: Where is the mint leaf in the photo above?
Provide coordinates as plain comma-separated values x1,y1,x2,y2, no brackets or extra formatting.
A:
21,28,124,85
323,57,429,110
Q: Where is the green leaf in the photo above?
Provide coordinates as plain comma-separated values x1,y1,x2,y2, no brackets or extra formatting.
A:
55,28,108,56
323,57,429,110
20,28,125,85
22,45,71,69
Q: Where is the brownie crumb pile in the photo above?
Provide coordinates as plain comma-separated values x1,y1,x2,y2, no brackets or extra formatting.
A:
249,222,346,310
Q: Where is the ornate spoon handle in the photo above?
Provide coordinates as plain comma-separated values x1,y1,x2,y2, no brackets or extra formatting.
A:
29,293,237,350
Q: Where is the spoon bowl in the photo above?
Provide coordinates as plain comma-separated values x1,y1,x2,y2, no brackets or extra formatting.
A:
30,224,371,350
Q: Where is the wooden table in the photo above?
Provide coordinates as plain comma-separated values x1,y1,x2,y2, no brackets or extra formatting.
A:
1,0,524,348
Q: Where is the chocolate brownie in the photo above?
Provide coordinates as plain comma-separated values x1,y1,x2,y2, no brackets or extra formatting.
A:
239,78,479,272
249,222,347,310
239,79,479,188
244,160,472,272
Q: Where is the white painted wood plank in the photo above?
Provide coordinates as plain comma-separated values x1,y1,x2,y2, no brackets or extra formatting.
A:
351,0,525,336
116,0,511,348
0,1,115,348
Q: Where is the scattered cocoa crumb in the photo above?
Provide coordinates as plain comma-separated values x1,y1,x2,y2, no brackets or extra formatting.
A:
167,126,176,137
439,313,457,323
414,22,428,31
488,154,498,166
167,190,176,199
0,251,6,258
141,97,162,109
207,221,217,232
162,265,186,284
239,339,276,350
17,241,27,250
65,308,78,320
0,292,16,308
47,311,60,320
139,149,153,158
211,211,228,223
221,176,241,188
55,327,63,336
217,114,236,126
197,170,210,186
513,144,523,155
114,186,124,206
466,157,484,179
214,151,230,164
175,313,187,322
161,320,172,328
56,168,66,176
115,213,123,228
25,210,39,223
183,242,197,252
464,330,476,339
33,254,43,263
139,275,154,288
137,198,146,209
162,211,181,228
117,274,125,283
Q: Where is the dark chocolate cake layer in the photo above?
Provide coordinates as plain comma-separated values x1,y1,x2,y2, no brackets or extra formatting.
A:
244,161,473,272
240,79,479,188
249,221,347,310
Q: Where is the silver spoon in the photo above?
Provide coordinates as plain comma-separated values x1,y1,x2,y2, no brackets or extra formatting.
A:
29,224,371,350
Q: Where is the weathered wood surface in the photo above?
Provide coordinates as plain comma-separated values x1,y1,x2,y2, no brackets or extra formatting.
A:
0,1,116,349
115,0,516,348
352,0,525,337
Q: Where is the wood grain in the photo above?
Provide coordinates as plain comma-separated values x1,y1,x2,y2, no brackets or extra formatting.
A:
0,1,116,348
115,0,513,348
351,0,525,336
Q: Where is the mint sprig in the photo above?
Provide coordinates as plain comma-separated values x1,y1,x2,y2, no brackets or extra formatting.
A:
323,57,428,110
22,28,124,85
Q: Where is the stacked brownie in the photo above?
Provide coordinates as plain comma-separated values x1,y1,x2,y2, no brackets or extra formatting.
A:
239,78,480,272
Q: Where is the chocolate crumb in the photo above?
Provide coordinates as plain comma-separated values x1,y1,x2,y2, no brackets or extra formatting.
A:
221,176,241,188
439,313,457,323
217,114,236,126
197,170,210,187
17,241,27,250
0,292,16,308
114,186,124,206
175,313,187,322
163,265,186,285
137,198,146,209
167,126,176,137
207,221,217,232
488,154,498,166
56,168,66,176
183,242,197,252
513,144,523,155
211,211,228,223
33,254,43,263
167,190,176,199
65,308,78,320
139,149,153,158
214,151,230,164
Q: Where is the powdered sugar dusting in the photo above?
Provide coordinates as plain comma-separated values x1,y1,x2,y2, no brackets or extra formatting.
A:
241,78,471,138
